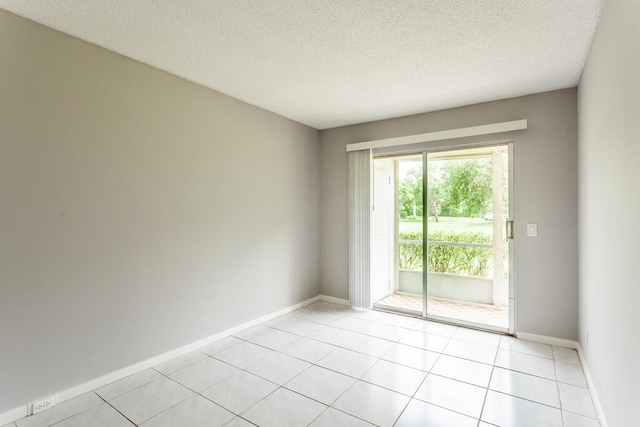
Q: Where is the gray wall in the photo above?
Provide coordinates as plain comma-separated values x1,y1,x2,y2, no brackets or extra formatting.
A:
0,11,320,413
320,89,578,340
578,0,640,424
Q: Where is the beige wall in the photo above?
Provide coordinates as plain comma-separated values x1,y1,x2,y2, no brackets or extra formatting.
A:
320,89,579,340
0,10,320,412
578,0,640,424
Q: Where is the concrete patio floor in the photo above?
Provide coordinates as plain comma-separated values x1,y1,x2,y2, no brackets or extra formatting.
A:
375,292,508,329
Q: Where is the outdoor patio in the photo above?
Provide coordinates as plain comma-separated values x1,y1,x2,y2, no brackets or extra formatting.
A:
375,292,508,329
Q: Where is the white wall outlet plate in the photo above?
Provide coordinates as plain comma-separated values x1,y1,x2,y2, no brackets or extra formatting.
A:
31,395,56,415
527,223,538,237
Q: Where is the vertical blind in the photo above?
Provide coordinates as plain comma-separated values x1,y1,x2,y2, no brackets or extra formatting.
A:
348,149,372,309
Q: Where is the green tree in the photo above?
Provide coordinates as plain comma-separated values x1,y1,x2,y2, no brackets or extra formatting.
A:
398,166,423,218
441,158,492,217
426,162,444,222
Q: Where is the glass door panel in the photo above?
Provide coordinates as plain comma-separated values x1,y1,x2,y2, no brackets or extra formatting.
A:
372,155,424,315
425,145,509,330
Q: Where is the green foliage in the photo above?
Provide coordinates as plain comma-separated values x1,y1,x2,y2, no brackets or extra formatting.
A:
399,230,493,277
398,230,424,270
399,156,496,221
439,158,493,218
398,166,423,218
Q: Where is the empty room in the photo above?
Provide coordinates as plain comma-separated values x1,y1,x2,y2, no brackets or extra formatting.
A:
1,1,637,426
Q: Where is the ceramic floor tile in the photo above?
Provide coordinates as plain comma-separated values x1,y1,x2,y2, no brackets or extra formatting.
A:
245,352,311,385
212,341,275,369
394,398,477,427
50,403,133,427
332,381,410,427
232,325,270,340
16,393,103,427
247,327,300,350
241,388,326,427
140,395,233,427
285,366,356,405
371,312,420,329
556,361,588,387
340,334,394,358
224,417,255,427
316,348,377,378
295,309,343,325
414,374,487,418
481,390,563,427
360,322,409,341
558,382,598,418
265,315,321,336
2,424,16,427
489,367,560,407
153,351,206,375
562,411,600,427
316,302,359,313
169,357,242,392
500,336,553,359
307,301,331,309
431,354,493,387
201,371,278,414
412,320,458,337
309,408,374,427
280,337,336,363
452,328,502,346
11,309,603,427
552,346,581,365
307,325,359,346
96,369,163,401
200,336,244,356
315,303,357,315
317,304,355,316
109,377,193,425
443,338,498,364
360,360,426,396
222,417,255,427
343,308,386,321
494,348,556,380
288,307,312,317
399,330,449,353
381,343,440,372
328,316,371,332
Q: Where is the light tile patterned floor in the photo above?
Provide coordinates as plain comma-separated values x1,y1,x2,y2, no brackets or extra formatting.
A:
376,293,509,329
10,301,599,427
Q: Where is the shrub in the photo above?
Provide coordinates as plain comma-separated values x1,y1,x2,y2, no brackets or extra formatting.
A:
399,231,493,277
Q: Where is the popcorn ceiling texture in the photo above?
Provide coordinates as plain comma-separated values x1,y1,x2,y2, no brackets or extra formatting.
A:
0,0,605,129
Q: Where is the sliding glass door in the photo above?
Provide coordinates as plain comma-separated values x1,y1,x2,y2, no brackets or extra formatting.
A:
372,143,513,332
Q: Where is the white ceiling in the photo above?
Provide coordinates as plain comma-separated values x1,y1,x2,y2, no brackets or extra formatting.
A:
0,1,605,129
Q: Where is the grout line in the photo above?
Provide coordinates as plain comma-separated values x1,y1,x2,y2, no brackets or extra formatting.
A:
42,305,597,427
552,351,567,426
95,393,138,426
475,336,501,426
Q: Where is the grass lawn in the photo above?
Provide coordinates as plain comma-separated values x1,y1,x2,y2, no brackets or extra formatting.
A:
400,216,494,235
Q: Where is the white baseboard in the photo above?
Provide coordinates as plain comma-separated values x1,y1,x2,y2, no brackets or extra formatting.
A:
317,294,350,306
0,406,26,427
515,331,578,349
576,344,609,427
0,296,319,426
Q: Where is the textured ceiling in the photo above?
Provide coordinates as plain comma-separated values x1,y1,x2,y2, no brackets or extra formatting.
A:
0,1,605,129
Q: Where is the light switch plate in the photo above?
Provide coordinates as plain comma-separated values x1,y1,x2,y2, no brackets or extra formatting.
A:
527,223,538,237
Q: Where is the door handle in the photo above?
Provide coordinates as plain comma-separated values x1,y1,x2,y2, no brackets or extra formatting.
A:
506,220,514,240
